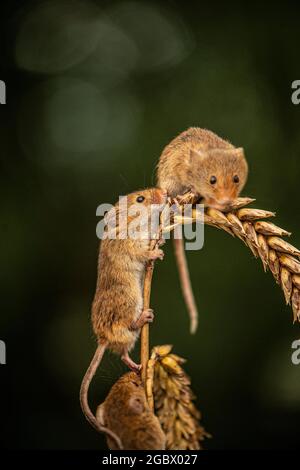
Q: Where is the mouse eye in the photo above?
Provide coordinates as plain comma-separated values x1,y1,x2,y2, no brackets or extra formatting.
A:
136,195,145,203
210,175,217,185
233,175,239,183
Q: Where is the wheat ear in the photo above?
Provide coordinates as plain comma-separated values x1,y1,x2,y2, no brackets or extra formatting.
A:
146,345,210,450
169,196,300,322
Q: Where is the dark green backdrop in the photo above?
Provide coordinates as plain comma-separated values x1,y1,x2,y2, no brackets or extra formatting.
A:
1,0,299,449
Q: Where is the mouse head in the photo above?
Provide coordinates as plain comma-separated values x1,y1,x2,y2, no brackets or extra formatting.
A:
119,188,167,227
125,188,167,208
98,372,166,450
120,372,146,415
190,146,248,211
99,372,147,422
105,188,167,240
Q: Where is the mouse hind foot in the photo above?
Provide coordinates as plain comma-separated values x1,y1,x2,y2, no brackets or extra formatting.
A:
130,308,154,330
121,351,141,373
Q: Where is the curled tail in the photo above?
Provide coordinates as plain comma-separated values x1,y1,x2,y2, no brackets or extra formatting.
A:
80,343,123,449
173,237,198,334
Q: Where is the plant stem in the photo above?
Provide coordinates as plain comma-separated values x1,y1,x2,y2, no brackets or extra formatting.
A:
141,259,155,386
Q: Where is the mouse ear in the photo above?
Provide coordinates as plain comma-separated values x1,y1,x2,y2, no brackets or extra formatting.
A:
232,147,245,157
190,148,207,162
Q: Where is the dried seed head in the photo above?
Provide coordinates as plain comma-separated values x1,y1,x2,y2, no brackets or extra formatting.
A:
279,255,300,275
153,345,173,358
237,208,276,221
161,356,184,375
163,192,300,324
257,234,269,272
242,222,258,246
268,237,300,257
226,213,246,234
269,250,280,282
254,221,291,237
280,268,293,304
292,275,300,290
205,199,300,320
203,213,217,226
229,197,256,209
242,222,259,257
291,288,300,322
147,345,210,450
206,208,231,225
168,353,187,364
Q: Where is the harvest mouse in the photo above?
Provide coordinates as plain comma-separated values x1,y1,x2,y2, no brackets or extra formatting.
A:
80,187,166,443
157,127,248,333
96,372,166,450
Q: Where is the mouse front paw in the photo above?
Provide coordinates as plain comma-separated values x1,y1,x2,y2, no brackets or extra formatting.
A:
148,248,164,261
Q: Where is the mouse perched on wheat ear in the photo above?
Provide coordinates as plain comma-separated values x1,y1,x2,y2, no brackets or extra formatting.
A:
157,127,248,333
80,187,166,440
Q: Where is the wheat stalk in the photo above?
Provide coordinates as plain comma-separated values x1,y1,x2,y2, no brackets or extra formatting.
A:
146,345,210,450
141,204,174,390
167,195,300,322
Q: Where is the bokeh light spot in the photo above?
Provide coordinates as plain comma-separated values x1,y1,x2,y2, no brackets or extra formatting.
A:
47,78,106,152
15,0,102,74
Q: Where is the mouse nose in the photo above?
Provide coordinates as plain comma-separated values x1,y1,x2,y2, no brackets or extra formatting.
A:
218,198,232,207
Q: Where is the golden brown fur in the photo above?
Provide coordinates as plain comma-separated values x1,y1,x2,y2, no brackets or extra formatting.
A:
92,188,165,354
157,127,248,333
80,188,166,442
96,372,166,450
157,127,248,206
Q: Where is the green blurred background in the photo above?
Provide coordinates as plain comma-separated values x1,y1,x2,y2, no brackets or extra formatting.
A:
1,0,300,450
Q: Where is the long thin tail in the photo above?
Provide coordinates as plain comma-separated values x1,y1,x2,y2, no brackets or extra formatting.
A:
80,343,123,449
173,237,198,334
